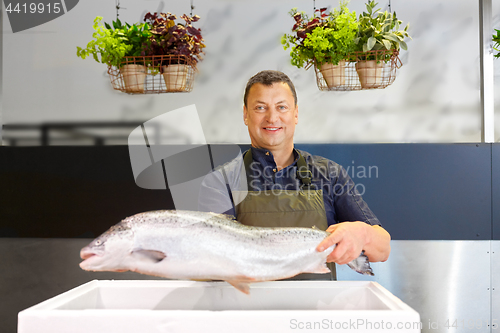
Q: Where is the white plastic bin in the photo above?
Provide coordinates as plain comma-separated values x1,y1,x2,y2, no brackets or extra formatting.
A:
18,280,421,333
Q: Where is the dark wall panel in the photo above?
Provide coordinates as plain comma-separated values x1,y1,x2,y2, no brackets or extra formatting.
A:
296,144,492,240
0,144,494,240
0,147,173,238
493,145,500,240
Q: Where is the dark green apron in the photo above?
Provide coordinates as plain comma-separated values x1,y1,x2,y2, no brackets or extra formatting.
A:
234,149,336,280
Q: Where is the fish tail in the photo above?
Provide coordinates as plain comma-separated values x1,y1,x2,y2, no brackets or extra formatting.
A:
347,253,374,276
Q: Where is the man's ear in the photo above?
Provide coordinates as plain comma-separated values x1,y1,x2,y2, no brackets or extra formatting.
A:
243,105,248,125
295,105,298,124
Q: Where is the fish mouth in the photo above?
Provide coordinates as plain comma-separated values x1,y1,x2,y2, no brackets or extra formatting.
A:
80,246,101,260
79,247,104,270
80,251,96,260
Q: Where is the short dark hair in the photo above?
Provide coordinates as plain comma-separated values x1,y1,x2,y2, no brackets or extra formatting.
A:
243,70,297,107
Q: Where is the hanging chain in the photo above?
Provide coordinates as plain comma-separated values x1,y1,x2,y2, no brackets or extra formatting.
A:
190,0,194,17
313,0,316,17
388,0,392,13
115,0,126,19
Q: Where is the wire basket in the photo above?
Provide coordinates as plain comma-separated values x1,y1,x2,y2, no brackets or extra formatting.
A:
107,55,197,94
314,49,402,91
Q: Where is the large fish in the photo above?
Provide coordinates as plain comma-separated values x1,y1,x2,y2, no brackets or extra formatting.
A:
80,210,374,294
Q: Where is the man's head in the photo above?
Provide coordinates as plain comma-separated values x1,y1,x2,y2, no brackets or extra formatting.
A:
243,70,298,154
244,70,298,108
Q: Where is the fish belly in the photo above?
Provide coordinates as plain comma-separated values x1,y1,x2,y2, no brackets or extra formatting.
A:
131,226,333,282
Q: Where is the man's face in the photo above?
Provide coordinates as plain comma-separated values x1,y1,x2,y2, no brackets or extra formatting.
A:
243,82,298,152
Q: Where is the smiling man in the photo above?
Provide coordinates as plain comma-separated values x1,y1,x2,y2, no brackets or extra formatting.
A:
199,70,390,279
243,79,298,170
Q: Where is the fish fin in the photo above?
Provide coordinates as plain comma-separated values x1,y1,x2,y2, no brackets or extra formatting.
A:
303,263,331,274
131,249,167,263
226,276,257,294
227,280,251,294
347,252,374,276
210,212,237,221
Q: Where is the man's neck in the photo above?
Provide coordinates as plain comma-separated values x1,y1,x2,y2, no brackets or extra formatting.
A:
259,146,295,171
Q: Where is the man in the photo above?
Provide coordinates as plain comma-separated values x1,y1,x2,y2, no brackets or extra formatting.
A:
199,70,390,272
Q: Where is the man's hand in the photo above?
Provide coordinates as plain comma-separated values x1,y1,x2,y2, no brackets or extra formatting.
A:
316,222,391,264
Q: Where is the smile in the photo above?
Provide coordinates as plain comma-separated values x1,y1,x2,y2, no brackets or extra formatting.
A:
264,127,282,131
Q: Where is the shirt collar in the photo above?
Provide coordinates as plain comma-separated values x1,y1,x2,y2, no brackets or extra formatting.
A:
249,147,299,169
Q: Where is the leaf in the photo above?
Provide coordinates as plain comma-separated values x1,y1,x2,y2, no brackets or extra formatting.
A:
383,33,400,43
367,36,376,50
382,39,391,50
104,22,111,30
400,40,407,50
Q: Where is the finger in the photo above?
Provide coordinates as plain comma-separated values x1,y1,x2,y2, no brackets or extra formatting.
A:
327,238,350,263
335,241,364,265
325,224,339,234
316,231,343,252
336,250,359,265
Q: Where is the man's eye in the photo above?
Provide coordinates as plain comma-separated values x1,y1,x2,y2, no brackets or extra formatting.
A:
278,105,287,111
255,106,265,111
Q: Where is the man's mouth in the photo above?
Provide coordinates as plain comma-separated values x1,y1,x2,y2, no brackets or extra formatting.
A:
263,127,282,131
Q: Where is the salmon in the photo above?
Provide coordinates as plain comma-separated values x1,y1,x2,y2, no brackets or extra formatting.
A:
80,210,373,294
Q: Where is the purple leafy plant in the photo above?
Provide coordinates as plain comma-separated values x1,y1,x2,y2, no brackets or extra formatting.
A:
143,12,206,66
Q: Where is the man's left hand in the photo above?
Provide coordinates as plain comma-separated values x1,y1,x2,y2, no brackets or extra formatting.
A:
316,221,368,264
316,222,391,264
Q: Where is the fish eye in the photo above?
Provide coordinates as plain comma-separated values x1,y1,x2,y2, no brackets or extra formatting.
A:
95,240,102,246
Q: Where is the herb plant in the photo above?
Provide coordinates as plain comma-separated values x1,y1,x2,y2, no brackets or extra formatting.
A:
76,17,151,67
281,2,358,68
354,1,410,55
104,19,151,57
493,29,500,59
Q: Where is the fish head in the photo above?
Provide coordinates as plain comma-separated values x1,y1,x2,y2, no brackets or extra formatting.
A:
80,222,134,272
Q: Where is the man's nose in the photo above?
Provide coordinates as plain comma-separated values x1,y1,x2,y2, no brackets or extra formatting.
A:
265,109,279,123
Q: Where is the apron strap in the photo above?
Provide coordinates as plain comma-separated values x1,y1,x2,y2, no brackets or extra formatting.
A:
296,153,315,189
243,149,315,190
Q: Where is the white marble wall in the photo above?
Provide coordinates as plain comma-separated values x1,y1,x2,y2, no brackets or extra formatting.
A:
2,0,496,143
493,0,500,143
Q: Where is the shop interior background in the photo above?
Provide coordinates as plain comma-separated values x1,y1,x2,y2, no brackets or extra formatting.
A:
1,0,499,144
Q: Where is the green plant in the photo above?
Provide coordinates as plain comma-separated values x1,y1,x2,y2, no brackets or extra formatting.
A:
281,2,358,68
105,19,151,58
493,29,500,59
354,1,410,58
76,16,151,68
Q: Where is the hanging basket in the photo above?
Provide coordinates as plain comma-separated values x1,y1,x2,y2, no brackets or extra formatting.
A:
314,49,402,91
107,55,197,94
